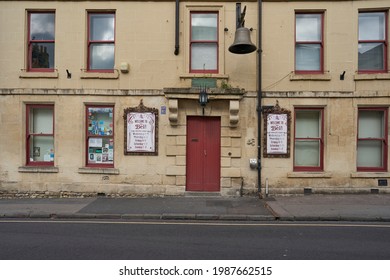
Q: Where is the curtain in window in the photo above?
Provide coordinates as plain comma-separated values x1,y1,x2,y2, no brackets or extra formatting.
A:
294,110,322,168
357,110,385,168
27,106,54,163
191,13,218,72
295,14,322,72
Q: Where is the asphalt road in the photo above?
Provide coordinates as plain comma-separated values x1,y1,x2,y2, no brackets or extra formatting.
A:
1,220,390,260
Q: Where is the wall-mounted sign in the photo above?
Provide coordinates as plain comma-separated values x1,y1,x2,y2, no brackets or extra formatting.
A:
267,113,288,154
124,100,158,155
263,101,291,158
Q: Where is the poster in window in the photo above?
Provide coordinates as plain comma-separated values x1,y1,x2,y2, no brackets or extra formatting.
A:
124,100,159,156
263,101,291,158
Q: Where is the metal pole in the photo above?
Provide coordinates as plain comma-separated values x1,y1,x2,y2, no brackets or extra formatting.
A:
257,0,263,197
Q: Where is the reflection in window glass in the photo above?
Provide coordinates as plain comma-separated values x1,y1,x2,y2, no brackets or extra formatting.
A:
87,106,114,166
358,12,387,72
90,14,115,41
88,13,115,71
28,12,55,70
90,44,115,70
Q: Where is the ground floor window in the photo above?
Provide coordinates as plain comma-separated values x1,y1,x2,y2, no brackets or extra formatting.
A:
26,104,55,166
294,108,324,171
357,108,388,171
86,105,114,167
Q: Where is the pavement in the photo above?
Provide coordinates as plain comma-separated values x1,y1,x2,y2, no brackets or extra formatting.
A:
0,194,390,222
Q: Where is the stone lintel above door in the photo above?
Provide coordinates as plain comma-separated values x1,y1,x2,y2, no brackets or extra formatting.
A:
163,88,245,127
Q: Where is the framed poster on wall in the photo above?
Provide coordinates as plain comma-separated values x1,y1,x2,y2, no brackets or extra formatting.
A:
263,101,291,158
124,100,159,156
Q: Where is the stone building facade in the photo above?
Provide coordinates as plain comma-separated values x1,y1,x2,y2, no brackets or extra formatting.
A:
0,0,390,197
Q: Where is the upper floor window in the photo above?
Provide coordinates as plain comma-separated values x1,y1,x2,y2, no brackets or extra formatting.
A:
358,12,388,73
294,108,324,171
295,13,323,74
28,11,55,71
357,108,388,171
190,12,218,73
88,12,115,72
26,104,55,166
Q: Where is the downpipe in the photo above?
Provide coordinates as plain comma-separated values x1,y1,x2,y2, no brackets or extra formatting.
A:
174,0,180,55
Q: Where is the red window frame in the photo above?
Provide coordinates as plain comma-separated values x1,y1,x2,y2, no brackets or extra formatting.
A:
358,11,388,74
295,12,324,74
293,108,324,172
26,104,55,166
357,107,388,172
85,105,115,168
87,12,115,73
190,11,219,74
27,11,55,72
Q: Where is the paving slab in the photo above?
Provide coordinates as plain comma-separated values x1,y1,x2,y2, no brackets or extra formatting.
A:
264,194,390,221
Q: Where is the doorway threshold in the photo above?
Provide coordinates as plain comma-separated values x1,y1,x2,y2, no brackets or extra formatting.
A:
185,192,221,197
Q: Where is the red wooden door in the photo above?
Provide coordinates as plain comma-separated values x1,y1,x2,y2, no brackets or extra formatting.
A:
186,117,221,192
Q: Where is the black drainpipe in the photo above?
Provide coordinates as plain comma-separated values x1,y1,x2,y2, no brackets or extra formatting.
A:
174,0,180,55
257,0,263,197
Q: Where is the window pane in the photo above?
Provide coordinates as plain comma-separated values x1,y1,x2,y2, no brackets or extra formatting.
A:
29,136,54,162
294,140,320,167
191,13,217,41
358,110,384,138
88,107,114,136
358,43,384,71
296,14,321,41
30,13,55,40
31,43,55,68
89,44,115,69
296,110,321,138
357,140,383,167
359,12,385,40
191,43,217,70
296,44,321,71
90,14,114,41
88,138,114,165
29,107,53,134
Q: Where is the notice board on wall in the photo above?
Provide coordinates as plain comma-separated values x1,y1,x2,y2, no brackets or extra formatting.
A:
124,100,159,156
263,101,291,158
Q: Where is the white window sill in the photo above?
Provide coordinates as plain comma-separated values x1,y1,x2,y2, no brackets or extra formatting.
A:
351,172,390,178
290,73,331,81
287,172,332,178
19,71,59,79
78,167,119,175
354,73,390,81
18,166,59,173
